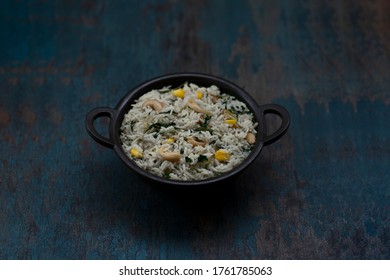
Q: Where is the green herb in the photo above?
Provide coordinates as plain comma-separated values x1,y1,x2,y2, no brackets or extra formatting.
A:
148,122,176,132
194,127,213,134
225,109,237,117
194,115,212,133
130,120,136,131
221,95,229,108
163,170,171,179
229,106,251,115
185,157,192,163
197,155,208,163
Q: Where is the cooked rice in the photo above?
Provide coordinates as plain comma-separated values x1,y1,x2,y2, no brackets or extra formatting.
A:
120,83,257,180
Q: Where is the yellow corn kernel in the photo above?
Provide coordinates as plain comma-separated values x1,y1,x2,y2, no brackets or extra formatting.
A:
197,91,203,99
165,138,175,144
224,119,237,127
130,148,143,159
215,149,230,162
172,88,185,98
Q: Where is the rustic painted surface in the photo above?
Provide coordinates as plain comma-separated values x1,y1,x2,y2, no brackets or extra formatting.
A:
1,0,389,259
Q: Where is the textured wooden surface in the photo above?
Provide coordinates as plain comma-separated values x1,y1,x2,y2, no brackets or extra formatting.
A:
1,0,389,259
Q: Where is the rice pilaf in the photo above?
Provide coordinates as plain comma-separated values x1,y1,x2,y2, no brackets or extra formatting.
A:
120,83,258,180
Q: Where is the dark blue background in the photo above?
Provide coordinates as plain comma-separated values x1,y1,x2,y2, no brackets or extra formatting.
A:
0,0,389,259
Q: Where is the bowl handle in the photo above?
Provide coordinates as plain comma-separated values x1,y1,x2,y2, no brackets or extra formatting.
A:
259,104,290,146
85,107,116,148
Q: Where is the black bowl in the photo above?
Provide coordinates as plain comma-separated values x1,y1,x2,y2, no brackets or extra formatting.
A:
85,73,290,186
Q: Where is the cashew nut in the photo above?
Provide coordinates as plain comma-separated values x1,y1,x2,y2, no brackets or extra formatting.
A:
187,136,206,147
158,148,181,162
246,132,256,144
143,99,164,112
187,99,206,114
211,95,219,103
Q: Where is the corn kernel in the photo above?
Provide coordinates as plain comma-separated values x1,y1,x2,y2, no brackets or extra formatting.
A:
130,148,143,159
224,119,237,127
215,149,230,161
172,88,185,98
165,138,175,144
197,91,203,99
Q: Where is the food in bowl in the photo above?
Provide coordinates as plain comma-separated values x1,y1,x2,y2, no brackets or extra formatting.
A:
119,82,258,180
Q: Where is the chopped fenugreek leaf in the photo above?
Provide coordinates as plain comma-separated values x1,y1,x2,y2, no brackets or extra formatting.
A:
194,115,212,132
163,170,171,179
185,157,193,163
130,120,136,131
147,122,176,132
197,155,208,163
